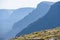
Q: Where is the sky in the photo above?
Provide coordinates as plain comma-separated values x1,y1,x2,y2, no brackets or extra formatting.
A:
0,0,60,9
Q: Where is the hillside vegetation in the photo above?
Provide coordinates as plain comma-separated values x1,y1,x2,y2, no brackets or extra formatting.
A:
10,27,60,40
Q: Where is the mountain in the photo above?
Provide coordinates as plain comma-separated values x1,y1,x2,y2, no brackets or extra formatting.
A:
0,8,34,40
6,1,53,39
9,8,34,23
0,9,13,36
8,8,34,33
0,9,13,19
0,9,13,40
16,1,60,37
0,7,34,39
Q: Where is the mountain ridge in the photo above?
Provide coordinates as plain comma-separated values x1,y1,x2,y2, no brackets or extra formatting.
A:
7,2,53,39
16,1,60,37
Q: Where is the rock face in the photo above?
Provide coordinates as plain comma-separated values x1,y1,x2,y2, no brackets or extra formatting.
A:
16,1,60,36
11,27,60,40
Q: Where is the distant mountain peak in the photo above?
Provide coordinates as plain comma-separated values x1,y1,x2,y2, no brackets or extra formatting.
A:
37,1,53,8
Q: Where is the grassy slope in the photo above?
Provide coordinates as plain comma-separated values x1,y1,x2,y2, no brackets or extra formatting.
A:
11,27,60,40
